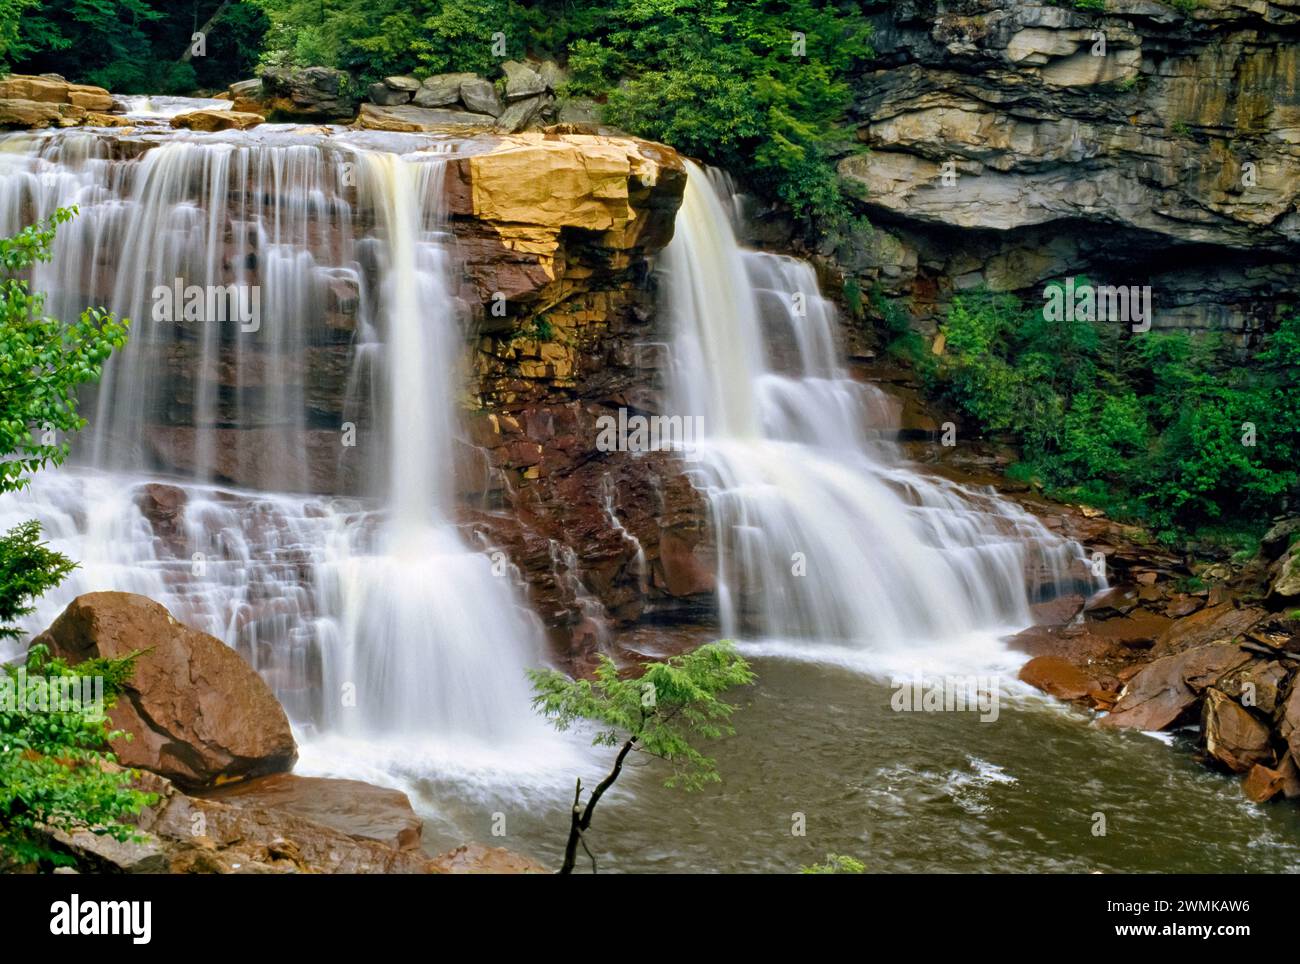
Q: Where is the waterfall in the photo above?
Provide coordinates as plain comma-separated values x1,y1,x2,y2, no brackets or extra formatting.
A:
0,127,549,759
661,163,1098,658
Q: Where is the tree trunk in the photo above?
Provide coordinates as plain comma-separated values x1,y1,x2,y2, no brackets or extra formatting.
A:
557,737,636,874
181,0,234,62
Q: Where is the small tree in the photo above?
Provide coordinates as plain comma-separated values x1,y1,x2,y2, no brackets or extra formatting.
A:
0,208,139,868
528,640,754,874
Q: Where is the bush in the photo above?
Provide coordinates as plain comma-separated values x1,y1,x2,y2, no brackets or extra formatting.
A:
917,284,1300,539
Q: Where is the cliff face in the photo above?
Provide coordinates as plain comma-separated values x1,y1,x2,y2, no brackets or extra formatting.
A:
443,133,718,655
841,0,1300,344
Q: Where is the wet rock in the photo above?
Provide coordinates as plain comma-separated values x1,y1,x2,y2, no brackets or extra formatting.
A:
1243,763,1286,803
171,109,263,132
0,98,71,128
1153,603,1267,657
32,592,297,790
1203,688,1273,774
1099,642,1252,731
199,773,422,851
1217,659,1289,715
429,843,549,874
1081,584,1133,615
1018,654,1102,702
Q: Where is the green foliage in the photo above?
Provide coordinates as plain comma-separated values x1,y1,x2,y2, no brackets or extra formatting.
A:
1073,0,1106,10
801,853,865,873
0,520,75,643
253,0,872,231
0,211,137,870
529,641,754,790
6,1,267,93
0,644,154,868
0,208,129,494
923,284,1300,539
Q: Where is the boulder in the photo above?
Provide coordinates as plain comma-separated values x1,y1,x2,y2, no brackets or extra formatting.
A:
170,109,263,132
1099,642,1251,731
383,75,420,92
1216,659,1289,715
501,60,545,100
495,94,547,133
1261,518,1300,560
258,66,356,120
1243,763,1286,803
1203,688,1273,773
356,103,498,132
199,773,422,850
460,76,502,117
537,60,566,92
413,72,476,108
0,98,67,128
0,74,112,110
32,592,297,790
1018,654,1101,702
1268,546,1300,604
368,82,410,106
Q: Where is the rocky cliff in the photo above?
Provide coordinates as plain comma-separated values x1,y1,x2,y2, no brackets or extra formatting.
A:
840,0,1300,345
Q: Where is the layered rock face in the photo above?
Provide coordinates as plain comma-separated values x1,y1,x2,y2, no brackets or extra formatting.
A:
444,133,720,653
842,0,1300,344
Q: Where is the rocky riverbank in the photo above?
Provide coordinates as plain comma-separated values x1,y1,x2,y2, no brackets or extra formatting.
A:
872,357,1300,808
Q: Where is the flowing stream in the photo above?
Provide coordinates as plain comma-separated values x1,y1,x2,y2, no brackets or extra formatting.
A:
0,122,1295,872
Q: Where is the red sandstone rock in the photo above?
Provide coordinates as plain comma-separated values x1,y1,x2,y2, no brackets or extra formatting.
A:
33,592,297,790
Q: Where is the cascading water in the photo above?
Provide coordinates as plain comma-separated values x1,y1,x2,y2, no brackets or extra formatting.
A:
660,162,1099,664
0,124,553,769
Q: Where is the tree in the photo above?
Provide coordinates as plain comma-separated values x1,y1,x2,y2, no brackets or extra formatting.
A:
0,644,153,868
0,207,128,494
0,209,142,869
528,640,754,874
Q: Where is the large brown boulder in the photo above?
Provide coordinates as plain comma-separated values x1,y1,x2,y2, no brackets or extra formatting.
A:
1202,689,1273,774
32,592,297,790
1098,642,1251,731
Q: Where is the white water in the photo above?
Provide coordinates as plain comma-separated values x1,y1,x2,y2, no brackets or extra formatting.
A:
660,163,1098,661
0,127,556,771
